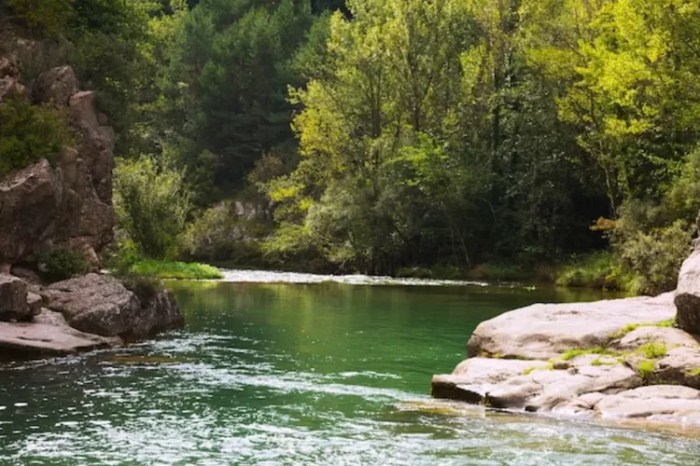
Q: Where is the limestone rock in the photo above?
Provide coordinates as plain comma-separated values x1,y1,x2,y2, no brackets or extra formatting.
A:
467,293,675,360
594,385,700,424
42,273,184,339
0,274,29,321
0,160,58,264
675,249,700,335
34,66,79,107
0,309,119,355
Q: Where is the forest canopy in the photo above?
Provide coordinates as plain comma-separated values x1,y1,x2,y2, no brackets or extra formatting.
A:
3,0,700,292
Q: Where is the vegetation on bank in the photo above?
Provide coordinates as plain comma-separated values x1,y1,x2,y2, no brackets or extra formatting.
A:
2,0,700,292
126,259,222,280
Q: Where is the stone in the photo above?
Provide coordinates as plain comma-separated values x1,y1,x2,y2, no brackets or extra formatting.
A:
0,310,120,356
0,273,29,322
675,249,700,335
42,273,184,339
34,66,79,107
27,292,42,316
0,160,59,264
594,385,700,425
467,292,675,360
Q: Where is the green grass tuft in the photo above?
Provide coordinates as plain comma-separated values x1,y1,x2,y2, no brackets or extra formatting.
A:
636,359,656,380
637,341,667,359
128,259,223,280
610,319,676,340
560,347,621,361
687,368,700,377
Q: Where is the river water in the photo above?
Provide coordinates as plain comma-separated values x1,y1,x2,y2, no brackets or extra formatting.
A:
1,271,700,465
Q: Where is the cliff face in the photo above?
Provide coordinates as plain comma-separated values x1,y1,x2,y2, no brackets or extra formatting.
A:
0,51,114,272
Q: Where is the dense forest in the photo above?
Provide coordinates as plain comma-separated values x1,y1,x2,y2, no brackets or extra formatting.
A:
2,0,700,293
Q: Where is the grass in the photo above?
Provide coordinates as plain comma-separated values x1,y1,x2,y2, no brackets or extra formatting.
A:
523,361,555,375
637,341,667,359
560,347,622,361
636,359,656,381
687,368,700,377
128,259,223,280
555,251,636,292
610,319,676,340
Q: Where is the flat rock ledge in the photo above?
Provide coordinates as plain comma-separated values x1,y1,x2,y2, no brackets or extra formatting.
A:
0,273,183,358
432,292,700,428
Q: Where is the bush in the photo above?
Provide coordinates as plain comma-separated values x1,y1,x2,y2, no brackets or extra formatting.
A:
38,247,89,282
615,220,691,295
555,251,634,291
0,96,71,177
113,156,192,259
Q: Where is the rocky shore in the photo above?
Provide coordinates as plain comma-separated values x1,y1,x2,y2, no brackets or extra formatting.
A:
0,46,183,359
0,273,183,357
432,246,700,428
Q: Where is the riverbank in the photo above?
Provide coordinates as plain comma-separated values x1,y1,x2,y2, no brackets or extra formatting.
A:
0,273,183,356
432,245,700,428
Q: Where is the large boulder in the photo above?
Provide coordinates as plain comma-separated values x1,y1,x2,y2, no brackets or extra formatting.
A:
675,249,700,334
0,273,30,321
41,273,184,340
467,292,675,360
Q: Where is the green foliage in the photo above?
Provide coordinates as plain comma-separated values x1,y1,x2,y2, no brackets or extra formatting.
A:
636,359,657,382
180,201,267,263
555,251,634,292
0,96,71,177
610,319,676,340
118,274,162,303
128,259,222,280
38,248,89,282
560,347,621,361
637,342,668,359
6,0,74,35
113,156,192,259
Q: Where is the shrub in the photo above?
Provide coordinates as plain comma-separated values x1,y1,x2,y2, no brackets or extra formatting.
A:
555,251,634,291
0,95,71,177
113,156,191,259
614,219,691,295
38,247,89,282
180,202,265,262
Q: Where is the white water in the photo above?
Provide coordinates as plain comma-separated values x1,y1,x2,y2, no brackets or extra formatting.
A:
218,268,489,287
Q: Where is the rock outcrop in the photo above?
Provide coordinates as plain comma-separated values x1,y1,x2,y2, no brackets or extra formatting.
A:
0,273,183,356
41,274,184,340
433,241,700,428
675,249,700,334
0,56,114,271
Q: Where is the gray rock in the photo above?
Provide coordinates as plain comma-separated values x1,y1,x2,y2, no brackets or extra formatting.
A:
675,249,700,335
34,66,79,107
467,293,675,360
42,273,184,339
0,309,119,355
0,273,29,321
594,385,700,424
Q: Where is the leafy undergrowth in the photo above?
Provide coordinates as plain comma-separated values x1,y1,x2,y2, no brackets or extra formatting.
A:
555,251,637,292
128,259,223,280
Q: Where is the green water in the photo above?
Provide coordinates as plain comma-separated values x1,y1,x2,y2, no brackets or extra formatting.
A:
2,279,700,465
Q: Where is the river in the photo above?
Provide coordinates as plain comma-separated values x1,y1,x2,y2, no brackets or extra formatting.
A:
1,272,700,465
